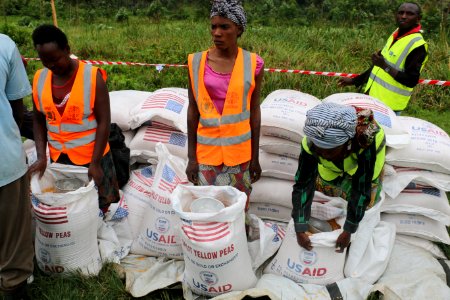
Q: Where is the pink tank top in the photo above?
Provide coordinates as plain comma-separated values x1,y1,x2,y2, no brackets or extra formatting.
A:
204,53,264,115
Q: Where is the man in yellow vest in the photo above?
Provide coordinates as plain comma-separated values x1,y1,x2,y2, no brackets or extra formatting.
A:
28,25,120,213
338,2,428,114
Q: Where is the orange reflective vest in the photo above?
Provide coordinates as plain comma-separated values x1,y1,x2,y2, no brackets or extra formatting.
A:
32,61,109,165
188,48,256,166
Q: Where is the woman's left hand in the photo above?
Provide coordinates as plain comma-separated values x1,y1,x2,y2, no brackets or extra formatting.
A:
335,230,351,253
249,159,261,183
88,163,104,187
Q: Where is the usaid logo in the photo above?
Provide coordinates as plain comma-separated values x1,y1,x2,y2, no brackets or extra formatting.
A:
39,248,51,264
301,250,317,266
200,271,219,286
155,217,170,233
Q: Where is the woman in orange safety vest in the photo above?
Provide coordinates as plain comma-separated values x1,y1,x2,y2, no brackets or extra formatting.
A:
29,25,119,213
186,0,264,211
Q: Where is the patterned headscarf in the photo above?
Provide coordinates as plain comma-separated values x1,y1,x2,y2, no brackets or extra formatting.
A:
304,103,357,149
210,0,247,31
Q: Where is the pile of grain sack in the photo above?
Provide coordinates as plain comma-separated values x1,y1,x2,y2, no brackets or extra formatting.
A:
27,88,450,299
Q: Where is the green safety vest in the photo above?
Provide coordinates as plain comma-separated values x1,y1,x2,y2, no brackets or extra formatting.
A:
364,32,428,111
302,129,386,182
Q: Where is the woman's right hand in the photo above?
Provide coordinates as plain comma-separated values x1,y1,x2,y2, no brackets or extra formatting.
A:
28,158,47,179
296,232,313,251
186,160,199,184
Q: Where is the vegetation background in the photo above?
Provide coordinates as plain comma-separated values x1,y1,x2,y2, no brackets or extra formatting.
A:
0,0,449,299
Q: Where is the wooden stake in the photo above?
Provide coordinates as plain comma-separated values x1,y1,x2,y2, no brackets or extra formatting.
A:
50,0,58,27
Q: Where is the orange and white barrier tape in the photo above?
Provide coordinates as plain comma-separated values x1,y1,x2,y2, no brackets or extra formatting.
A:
25,58,450,87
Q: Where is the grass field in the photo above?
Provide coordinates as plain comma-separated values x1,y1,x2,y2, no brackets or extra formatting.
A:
1,12,449,300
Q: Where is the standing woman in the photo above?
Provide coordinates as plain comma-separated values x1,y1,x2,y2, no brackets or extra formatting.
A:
186,0,264,211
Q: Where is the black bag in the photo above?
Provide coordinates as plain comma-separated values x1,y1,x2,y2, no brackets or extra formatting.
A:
109,123,130,188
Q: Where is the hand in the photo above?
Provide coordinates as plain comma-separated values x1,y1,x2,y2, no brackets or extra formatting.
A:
371,50,387,69
335,231,351,253
249,158,261,183
337,77,354,87
186,160,199,184
88,162,104,187
28,158,47,179
296,232,313,251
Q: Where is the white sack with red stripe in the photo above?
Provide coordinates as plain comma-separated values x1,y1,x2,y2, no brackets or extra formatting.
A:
259,150,298,181
261,89,321,143
264,218,347,285
122,165,156,239
131,143,188,259
382,187,450,225
171,185,257,297
386,116,450,174
129,124,188,162
382,166,450,199
30,163,101,275
323,93,410,149
259,135,301,159
110,90,152,131
129,88,188,132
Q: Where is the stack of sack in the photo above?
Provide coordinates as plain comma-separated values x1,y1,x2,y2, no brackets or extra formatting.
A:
380,116,450,257
249,89,321,222
127,88,189,163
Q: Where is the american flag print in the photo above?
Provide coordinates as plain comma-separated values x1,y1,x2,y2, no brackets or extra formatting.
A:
134,167,155,187
141,92,185,114
346,101,392,128
403,182,441,197
158,165,186,192
265,222,286,242
182,220,231,242
143,127,187,147
32,195,68,225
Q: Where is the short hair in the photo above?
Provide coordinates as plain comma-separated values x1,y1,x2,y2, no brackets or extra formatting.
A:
32,24,69,49
398,2,422,17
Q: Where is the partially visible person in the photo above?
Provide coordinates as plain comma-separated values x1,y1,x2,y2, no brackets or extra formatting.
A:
0,34,34,300
338,2,428,114
28,24,119,213
292,103,386,253
186,0,263,211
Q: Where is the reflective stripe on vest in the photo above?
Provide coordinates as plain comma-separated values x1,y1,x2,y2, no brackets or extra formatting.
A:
364,32,428,111
48,131,96,150
197,130,251,146
302,129,386,182
35,64,98,134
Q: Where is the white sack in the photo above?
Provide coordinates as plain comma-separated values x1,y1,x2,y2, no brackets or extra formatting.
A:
260,89,321,143
381,187,450,225
131,143,188,259
129,88,188,132
259,150,298,181
386,116,450,174
31,163,101,275
396,234,447,260
264,219,347,285
372,241,450,299
171,185,257,297
122,130,135,148
129,125,187,161
250,177,294,207
381,213,450,244
259,135,301,159
382,166,450,198
110,90,152,131
122,165,156,239
322,93,409,148
248,202,292,222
